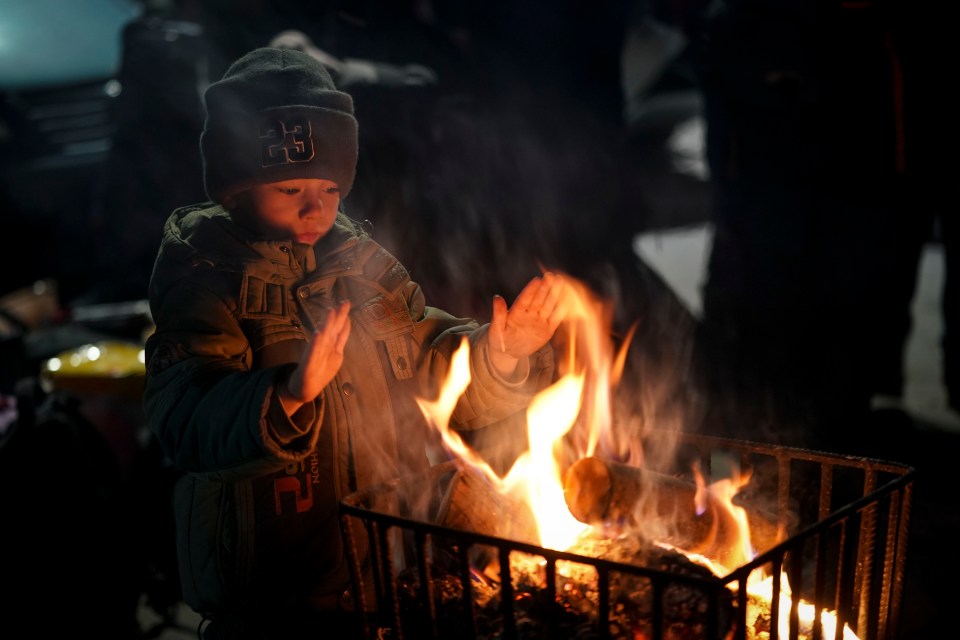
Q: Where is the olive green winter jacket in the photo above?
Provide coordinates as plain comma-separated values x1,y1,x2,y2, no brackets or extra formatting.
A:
143,204,554,618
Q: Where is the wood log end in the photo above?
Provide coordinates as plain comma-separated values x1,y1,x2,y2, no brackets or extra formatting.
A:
563,456,613,524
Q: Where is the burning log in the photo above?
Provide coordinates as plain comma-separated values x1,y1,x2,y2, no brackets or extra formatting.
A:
434,461,539,544
563,457,698,526
563,457,781,564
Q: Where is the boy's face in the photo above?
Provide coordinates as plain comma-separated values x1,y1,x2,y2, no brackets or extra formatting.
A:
231,178,341,245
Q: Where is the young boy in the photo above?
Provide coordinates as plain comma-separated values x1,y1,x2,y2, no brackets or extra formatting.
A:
142,47,566,639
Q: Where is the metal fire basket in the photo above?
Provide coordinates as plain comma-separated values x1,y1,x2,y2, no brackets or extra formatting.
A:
339,431,915,640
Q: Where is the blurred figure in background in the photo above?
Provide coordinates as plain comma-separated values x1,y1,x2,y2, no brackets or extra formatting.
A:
690,0,954,451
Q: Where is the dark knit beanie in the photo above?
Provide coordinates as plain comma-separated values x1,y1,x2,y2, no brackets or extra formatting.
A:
200,47,358,203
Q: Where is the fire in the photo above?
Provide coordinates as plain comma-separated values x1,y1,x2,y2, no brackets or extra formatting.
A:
693,464,755,571
746,574,860,640
417,275,619,551
417,338,591,550
690,466,860,639
502,372,588,550
416,272,858,639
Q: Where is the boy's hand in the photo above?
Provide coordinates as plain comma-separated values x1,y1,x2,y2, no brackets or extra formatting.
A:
489,272,567,376
280,301,352,414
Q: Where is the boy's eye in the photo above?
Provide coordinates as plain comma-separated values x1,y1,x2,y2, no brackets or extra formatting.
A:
325,187,340,195
278,187,300,195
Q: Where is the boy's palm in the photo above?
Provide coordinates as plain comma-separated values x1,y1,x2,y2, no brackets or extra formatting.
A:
288,301,352,402
491,273,567,360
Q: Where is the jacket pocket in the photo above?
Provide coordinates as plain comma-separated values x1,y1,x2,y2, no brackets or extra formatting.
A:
174,474,229,613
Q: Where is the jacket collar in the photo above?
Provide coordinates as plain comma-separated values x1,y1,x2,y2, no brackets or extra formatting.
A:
167,203,362,273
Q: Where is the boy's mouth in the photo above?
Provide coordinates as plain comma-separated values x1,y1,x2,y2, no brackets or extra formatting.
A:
295,232,322,245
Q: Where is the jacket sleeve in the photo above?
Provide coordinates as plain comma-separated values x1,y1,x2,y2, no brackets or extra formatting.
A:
407,283,556,431
143,279,321,479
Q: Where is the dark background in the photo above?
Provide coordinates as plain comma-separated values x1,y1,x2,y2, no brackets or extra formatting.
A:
1,1,956,637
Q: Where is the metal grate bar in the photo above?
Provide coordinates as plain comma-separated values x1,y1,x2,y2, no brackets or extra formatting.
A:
455,544,478,640
771,557,784,640
545,558,558,638
415,530,438,640
499,546,517,640
598,568,612,640
886,482,912,640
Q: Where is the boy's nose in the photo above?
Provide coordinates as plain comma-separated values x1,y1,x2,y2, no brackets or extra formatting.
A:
300,198,324,218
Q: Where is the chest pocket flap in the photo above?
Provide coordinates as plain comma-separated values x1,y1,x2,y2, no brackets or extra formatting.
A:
353,245,416,380
240,274,286,318
352,244,414,340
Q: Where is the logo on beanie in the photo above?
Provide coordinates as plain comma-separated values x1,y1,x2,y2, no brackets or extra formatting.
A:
259,115,315,167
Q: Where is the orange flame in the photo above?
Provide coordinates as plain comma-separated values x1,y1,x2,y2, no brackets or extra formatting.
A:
416,272,858,638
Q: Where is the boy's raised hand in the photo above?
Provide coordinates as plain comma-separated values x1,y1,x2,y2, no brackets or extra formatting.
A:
489,272,568,375
280,300,352,415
